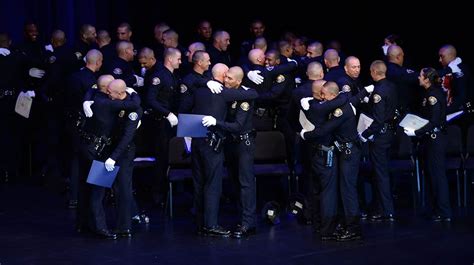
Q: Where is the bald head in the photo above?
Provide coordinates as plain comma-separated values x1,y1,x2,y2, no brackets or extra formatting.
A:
324,49,340,68
97,30,111,48
85,49,103,72
344,56,361,79
138,47,156,70
312,79,327,100
187,42,206,62
387,45,404,66
248,48,265,65
321,81,339,101
370,60,387,81
97,75,115,93
211,63,229,83
253,37,267,52
307,41,323,58
51,30,66,48
439,44,457,67
116,41,134,61
107,79,127,100
306,61,324,81
225,66,244,88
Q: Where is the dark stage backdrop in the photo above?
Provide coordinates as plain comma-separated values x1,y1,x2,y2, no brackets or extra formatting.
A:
0,0,471,79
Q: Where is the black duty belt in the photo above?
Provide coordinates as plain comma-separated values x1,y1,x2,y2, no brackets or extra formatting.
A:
315,144,335,167
334,140,355,155
206,131,226,152
80,132,112,156
235,130,256,146
427,127,444,139
0,88,15,99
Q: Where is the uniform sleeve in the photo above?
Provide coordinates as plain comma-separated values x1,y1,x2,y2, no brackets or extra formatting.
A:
110,108,143,160
216,103,250,133
101,92,141,112
221,88,258,102
362,93,386,138
304,114,347,140
258,79,287,101
415,97,440,136
146,79,171,116
268,62,297,78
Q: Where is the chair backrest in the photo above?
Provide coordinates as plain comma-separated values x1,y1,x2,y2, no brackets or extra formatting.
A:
466,124,474,156
446,125,463,156
168,137,192,168
254,131,287,163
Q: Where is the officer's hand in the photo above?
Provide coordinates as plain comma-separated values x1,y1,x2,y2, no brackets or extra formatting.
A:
287,57,298,65
364,85,374,93
44,44,54,52
125,87,137,95
207,80,223,94
104,158,116,172
0,48,11,56
368,135,374,141
300,97,313,111
140,67,146,77
404,128,416,137
26,90,36,98
83,101,94,117
166,112,178,127
137,120,142,129
134,75,144,87
448,57,463,75
29,68,46,78
242,85,251,91
295,77,302,84
358,133,368,143
363,96,369,103
300,129,307,140
247,70,264,85
202,116,216,127
381,44,389,56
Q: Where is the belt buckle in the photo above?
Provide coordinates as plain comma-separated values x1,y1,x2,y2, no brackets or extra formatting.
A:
430,133,437,139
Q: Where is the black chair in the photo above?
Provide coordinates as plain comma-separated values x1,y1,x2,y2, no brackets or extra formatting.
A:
254,131,292,194
463,124,474,206
166,137,193,218
389,127,419,208
446,125,464,207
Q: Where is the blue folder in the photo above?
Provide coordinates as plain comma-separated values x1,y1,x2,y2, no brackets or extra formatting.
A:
177,114,209,137
86,160,120,188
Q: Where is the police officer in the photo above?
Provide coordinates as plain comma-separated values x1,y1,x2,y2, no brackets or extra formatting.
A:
77,79,141,239
203,67,257,238
404,67,452,222
336,56,363,96
73,24,98,70
359,60,398,222
302,81,362,241
66,49,103,208
181,64,258,236
179,50,212,112
146,47,182,205
323,49,345,82
102,41,143,89
208,31,232,67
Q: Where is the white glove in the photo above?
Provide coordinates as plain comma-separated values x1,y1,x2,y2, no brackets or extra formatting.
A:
137,120,142,129
381,44,389,56
202,116,217,127
0,48,11,56
363,96,369,103
140,67,146,77
358,133,367,143
29,68,45,78
300,129,307,140
364,85,374,93
125,87,137,94
166,112,178,127
368,135,374,141
207,80,223,94
448,57,462,74
295,77,302,84
287,57,298,64
83,101,94,117
300,97,313,111
104,158,116,172
134,75,144,87
44,44,54,52
247,70,264,85
404,128,416,137
26,90,36,98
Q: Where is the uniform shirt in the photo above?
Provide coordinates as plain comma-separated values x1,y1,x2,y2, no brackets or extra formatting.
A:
386,62,419,112
103,57,137,88
146,65,180,116
325,65,345,82
110,106,143,162
415,85,446,136
67,67,97,113
178,70,211,113
361,78,398,138
208,45,232,67
218,88,256,135
73,40,98,70
336,73,363,96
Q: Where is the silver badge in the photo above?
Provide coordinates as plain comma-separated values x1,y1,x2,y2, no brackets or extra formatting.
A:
113,68,123,75
342,85,351,92
152,77,160,85
180,84,188,93
128,112,138,121
49,56,56,64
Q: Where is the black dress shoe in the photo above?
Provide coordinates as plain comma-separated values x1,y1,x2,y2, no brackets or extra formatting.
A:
432,215,452,222
95,229,117,239
232,225,256,238
115,229,132,238
204,226,230,237
370,214,396,222
336,230,362,241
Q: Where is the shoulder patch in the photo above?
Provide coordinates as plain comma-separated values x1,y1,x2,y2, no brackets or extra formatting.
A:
152,77,161,85
276,74,285,83
231,101,237,109
373,94,382,103
240,102,250,111
92,84,98,89
333,108,343,117
118,110,125,118
128,112,138,121
180,84,188,93
113,68,123,75
48,55,56,64
428,96,437,105
342,84,351,92
74,52,82,60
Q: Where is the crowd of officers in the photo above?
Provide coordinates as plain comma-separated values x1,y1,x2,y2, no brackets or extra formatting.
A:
0,20,472,241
